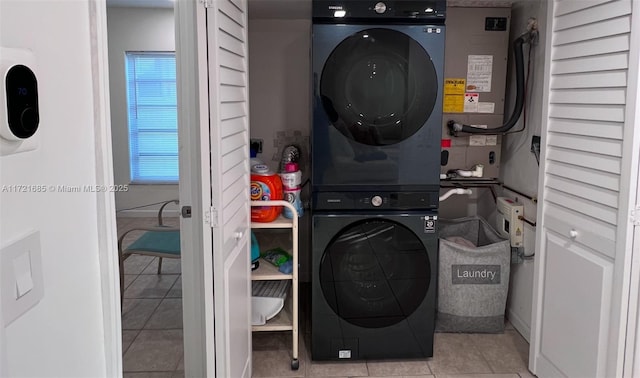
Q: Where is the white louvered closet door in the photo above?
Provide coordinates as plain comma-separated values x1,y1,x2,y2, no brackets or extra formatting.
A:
531,1,640,377
206,0,252,377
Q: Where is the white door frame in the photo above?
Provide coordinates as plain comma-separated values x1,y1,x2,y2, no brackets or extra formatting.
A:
628,144,640,376
204,0,253,375
90,0,215,376
622,1,640,375
175,0,217,376
631,165,640,376
90,0,123,376
530,0,640,376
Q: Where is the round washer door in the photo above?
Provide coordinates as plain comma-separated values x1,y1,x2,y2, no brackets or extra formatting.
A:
320,28,438,146
319,219,431,328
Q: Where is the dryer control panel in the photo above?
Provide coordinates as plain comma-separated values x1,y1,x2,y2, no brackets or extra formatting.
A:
312,0,446,22
313,191,438,210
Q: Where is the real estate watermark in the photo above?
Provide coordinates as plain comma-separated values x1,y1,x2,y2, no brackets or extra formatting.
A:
1,184,129,193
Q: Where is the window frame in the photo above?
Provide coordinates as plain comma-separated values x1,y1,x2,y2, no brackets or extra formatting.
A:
124,51,179,184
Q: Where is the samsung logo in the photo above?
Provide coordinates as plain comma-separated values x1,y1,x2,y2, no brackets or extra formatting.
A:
328,5,344,10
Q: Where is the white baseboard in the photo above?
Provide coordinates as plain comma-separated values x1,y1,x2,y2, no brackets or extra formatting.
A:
507,307,531,343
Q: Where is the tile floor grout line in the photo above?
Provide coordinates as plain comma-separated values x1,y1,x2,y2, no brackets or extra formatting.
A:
122,328,142,356
137,263,180,331
121,271,145,368
120,218,183,374
472,331,502,375
122,257,181,373
154,262,183,373
123,271,165,372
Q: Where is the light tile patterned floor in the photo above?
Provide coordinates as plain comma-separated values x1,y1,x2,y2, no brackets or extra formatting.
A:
118,217,184,378
118,218,534,378
252,323,532,378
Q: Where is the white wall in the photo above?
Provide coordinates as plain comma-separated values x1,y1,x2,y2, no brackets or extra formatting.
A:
248,19,311,172
248,18,313,281
0,1,111,375
107,7,178,215
500,0,548,342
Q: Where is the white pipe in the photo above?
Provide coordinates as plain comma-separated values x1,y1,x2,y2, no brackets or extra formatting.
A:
439,188,472,202
455,164,484,178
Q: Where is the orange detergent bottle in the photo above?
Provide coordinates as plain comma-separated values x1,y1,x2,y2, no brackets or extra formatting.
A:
250,164,283,222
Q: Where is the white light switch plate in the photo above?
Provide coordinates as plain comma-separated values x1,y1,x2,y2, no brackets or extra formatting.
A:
13,252,34,298
1,230,43,326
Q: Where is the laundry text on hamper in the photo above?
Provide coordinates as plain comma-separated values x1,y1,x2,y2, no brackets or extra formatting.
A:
451,264,501,284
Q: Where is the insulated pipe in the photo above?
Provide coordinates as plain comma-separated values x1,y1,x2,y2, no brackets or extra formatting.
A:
439,188,472,202
447,33,528,135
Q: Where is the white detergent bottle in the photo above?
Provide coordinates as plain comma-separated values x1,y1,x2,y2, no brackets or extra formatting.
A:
279,162,303,218
250,149,263,171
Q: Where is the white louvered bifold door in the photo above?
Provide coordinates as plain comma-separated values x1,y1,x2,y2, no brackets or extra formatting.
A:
531,1,640,377
206,0,252,377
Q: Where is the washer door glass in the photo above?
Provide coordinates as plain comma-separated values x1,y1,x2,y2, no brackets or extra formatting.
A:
319,219,431,328
320,28,438,146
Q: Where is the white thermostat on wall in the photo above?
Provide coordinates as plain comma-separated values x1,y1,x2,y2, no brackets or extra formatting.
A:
0,47,40,156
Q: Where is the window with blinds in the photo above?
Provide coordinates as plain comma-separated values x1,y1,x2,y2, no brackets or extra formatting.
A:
125,52,178,183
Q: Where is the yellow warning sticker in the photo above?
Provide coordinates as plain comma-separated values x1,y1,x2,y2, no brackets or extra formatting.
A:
443,94,464,113
444,78,466,95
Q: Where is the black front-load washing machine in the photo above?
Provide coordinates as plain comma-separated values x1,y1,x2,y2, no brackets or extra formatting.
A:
311,191,439,360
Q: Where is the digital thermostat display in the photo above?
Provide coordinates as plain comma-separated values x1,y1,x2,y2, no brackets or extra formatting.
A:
6,64,39,139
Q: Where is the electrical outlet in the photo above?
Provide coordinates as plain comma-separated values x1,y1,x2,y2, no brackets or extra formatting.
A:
530,135,541,153
250,138,263,153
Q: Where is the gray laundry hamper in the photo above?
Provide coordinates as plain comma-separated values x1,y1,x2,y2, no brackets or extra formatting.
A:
437,216,510,333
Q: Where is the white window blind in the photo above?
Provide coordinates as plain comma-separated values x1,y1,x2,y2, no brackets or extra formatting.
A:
125,52,178,183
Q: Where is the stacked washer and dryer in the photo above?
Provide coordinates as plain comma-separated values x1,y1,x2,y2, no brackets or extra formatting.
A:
311,0,446,360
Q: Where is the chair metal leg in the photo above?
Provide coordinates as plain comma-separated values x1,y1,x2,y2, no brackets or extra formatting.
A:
157,257,163,274
119,251,125,306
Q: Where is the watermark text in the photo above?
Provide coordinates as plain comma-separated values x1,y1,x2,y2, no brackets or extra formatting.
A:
2,184,129,193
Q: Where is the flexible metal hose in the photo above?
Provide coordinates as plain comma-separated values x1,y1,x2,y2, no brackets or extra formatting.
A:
447,33,529,135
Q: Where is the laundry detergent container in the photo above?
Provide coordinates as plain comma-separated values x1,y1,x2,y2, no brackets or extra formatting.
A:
437,216,510,333
250,164,283,222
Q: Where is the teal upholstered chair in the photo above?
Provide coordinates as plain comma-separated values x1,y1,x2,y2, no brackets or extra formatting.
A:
118,200,180,300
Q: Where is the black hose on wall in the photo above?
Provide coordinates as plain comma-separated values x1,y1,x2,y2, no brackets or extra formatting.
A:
447,33,529,136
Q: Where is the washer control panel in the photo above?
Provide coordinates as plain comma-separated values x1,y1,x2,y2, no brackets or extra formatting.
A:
313,191,437,210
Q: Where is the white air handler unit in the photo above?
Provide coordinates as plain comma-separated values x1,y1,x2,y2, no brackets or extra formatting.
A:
496,197,524,263
440,5,511,179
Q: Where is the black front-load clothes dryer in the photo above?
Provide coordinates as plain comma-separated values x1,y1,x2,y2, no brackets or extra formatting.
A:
311,210,438,360
312,0,446,192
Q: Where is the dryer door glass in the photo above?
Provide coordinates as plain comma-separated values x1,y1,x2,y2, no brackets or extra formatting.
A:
320,28,438,146
319,219,431,328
